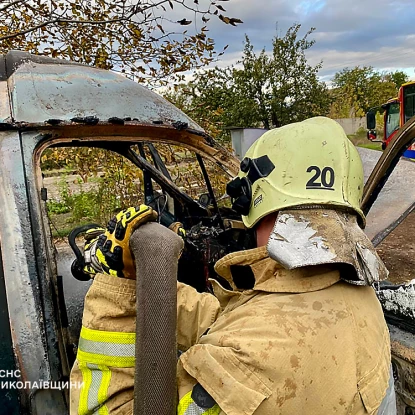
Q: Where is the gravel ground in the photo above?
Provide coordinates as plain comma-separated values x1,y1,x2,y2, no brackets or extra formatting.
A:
377,210,415,285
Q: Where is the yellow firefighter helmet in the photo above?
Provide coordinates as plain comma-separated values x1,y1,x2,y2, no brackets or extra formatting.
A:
226,117,365,228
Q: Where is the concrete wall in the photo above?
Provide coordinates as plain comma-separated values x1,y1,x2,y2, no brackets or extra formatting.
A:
229,128,268,160
333,117,366,135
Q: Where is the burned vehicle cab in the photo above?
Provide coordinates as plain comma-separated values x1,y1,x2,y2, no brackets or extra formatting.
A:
2,50,414,415
0,51,244,414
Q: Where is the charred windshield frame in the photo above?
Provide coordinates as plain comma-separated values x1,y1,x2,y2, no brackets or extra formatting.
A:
38,137,236,233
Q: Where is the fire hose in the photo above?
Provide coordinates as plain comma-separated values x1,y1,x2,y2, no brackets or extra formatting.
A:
131,222,183,415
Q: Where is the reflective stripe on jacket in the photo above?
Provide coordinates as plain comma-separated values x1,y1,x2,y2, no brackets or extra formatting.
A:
178,390,221,415
70,274,136,415
70,273,220,415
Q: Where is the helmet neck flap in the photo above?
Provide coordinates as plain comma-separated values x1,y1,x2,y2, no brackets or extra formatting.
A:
267,209,388,285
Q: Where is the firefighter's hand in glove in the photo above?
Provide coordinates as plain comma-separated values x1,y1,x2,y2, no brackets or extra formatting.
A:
169,222,186,239
83,226,105,277
96,205,158,279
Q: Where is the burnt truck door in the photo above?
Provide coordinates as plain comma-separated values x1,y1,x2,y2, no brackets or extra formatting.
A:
0,130,68,414
0,194,20,413
361,116,415,414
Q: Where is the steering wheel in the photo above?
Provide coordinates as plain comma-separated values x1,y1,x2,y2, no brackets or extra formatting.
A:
68,224,102,281
68,200,177,281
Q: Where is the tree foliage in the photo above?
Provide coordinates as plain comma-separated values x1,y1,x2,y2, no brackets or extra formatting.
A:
387,70,409,89
164,66,232,139
0,0,242,85
329,67,409,118
166,23,330,136
235,25,331,128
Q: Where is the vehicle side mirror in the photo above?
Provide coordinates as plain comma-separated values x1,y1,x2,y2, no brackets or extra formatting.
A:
198,193,213,207
367,130,377,141
367,111,376,130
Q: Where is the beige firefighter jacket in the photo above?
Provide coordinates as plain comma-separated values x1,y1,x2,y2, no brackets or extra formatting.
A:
70,246,391,415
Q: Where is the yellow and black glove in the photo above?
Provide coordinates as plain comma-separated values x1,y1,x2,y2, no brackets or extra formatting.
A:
95,205,158,279
168,221,186,239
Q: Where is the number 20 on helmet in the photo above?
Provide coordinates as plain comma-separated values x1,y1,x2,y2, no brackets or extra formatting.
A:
226,117,365,229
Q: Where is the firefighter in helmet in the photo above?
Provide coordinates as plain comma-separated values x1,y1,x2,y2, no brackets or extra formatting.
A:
71,117,395,415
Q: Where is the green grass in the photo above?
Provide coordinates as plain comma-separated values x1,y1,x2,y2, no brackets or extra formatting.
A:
356,142,382,151
47,200,71,215
48,211,94,239
347,133,383,151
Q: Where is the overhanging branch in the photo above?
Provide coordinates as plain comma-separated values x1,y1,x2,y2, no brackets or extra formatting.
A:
0,0,28,13
0,0,172,41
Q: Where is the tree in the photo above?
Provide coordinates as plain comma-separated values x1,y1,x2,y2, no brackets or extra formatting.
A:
265,24,330,127
388,70,409,89
166,23,331,135
329,67,407,118
164,67,234,139
0,0,242,86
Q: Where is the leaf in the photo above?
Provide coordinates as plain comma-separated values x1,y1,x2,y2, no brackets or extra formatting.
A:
168,1,173,9
215,4,226,11
132,28,142,38
218,14,229,23
229,18,243,25
177,18,192,25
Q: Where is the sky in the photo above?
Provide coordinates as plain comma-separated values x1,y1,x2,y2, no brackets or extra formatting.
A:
188,0,415,83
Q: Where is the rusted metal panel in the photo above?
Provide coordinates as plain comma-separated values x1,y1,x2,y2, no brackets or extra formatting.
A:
0,81,11,124
21,131,72,379
7,60,202,130
361,117,415,246
391,325,415,365
378,283,415,324
34,123,240,176
0,131,50,400
390,325,415,410
358,147,415,245
1,52,239,177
